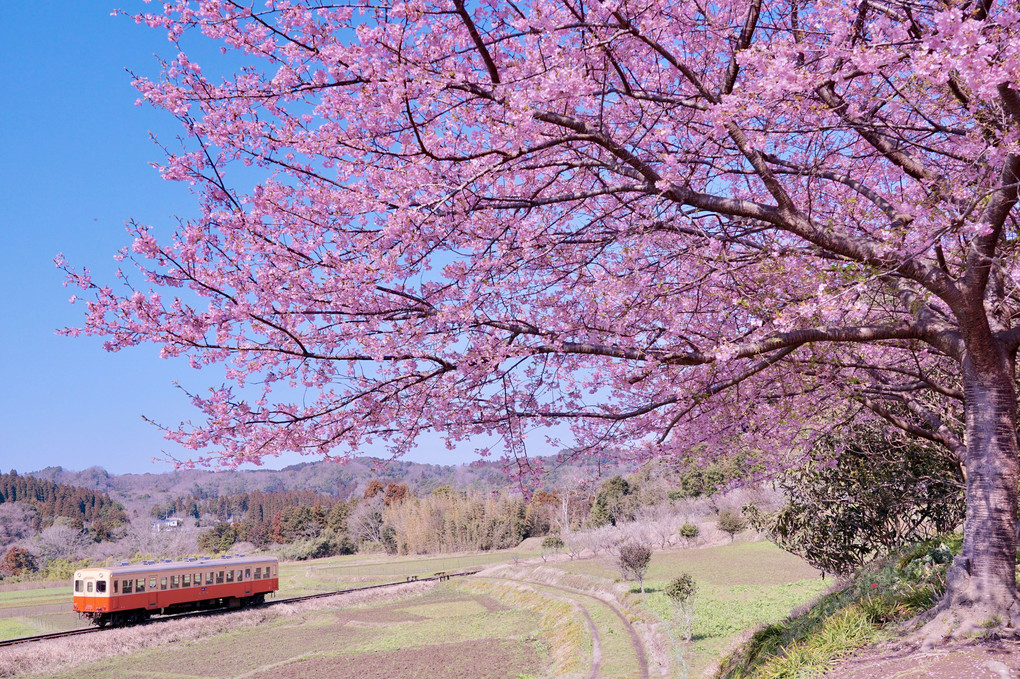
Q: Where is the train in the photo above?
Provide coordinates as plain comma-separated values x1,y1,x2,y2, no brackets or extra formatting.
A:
72,555,279,627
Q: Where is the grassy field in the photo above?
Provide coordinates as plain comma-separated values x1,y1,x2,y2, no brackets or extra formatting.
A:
0,547,541,641
25,584,547,679
278,547,540,595
549,540,828,676
0,540,827,678
0,585,89,639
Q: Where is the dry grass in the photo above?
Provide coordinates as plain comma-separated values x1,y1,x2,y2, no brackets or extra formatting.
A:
0,581,436,678
484,563,673,677
454,578,590,677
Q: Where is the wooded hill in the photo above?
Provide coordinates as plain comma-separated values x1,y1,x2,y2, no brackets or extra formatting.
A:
0,470,127,540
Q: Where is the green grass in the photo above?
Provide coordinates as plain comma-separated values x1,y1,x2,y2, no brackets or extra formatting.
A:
551,541,828,676
277,548,538,595
0,618,38,639
0,586,69,610
716,536,963,678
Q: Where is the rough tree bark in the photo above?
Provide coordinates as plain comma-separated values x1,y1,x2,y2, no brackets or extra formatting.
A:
924,343,1020,639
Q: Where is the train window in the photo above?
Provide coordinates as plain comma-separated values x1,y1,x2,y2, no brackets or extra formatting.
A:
161,577,168,590
87,582,94,593
137,579,145,593
113,580,119,594
150,577,157,590
123,580,132,594
226,570,234,583
97,580,106,593
183,573,191,587
75,580,82,592
254,567,261,579
206,572,214,585
236,569,243,582
216,571,224,584
245,568,251,579
170,576,179,589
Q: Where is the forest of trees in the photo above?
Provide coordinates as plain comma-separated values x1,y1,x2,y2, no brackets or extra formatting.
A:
167,454,755,560
0,470,127,541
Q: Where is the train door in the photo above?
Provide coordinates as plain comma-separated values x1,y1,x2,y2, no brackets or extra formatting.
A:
147,576,159,609
81,574,98,611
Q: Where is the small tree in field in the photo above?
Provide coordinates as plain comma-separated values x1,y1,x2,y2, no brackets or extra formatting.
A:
717,511,745,543
665,573,698,641
64,0,1020,636
617,542,653,593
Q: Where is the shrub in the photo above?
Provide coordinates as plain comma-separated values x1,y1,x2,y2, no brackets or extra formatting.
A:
745,425,965,576
679,522,699,545
279,529,357,561
541,535,565,562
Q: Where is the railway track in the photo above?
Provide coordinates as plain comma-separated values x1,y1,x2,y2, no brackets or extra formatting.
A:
0,568,481,650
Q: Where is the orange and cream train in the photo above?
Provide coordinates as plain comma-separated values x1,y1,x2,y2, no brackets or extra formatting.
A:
72,555,279,627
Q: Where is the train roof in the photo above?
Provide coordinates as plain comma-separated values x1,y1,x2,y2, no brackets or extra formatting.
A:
74,555,278,577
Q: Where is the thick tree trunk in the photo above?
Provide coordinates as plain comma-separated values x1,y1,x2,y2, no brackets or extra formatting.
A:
924,349,1020,640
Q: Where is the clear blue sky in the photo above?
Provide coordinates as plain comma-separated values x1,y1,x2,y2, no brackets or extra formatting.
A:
0,3,490,475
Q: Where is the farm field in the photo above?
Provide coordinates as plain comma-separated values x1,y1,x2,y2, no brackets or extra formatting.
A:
5,582,548,679
278,544,541,595
0,545,540,641
0,584,89,639
1,540,827,678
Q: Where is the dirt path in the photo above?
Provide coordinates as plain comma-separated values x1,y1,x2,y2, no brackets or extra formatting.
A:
477,575,650,679
822,639,1020,678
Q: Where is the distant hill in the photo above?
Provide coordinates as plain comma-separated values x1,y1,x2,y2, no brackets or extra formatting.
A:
27,452,636,511
0,471,127,539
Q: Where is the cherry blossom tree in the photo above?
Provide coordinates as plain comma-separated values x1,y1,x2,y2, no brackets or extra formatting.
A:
62,0,1020,634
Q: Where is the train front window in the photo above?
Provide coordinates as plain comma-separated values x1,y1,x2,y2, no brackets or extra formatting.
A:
96,580,106,593
75,580,82,593
87,582,93,593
